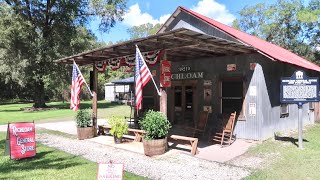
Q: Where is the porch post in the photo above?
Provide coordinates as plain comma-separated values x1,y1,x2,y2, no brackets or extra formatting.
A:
92,63,98,137
160,51,167,117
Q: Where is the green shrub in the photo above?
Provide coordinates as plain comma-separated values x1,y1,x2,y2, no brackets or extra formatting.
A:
109,116,128,138
139,110,171,140
75,109,92,127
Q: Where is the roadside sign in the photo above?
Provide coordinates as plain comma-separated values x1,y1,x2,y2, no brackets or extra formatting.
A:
8,122,36,159
97,162,124,180
280,70,319,103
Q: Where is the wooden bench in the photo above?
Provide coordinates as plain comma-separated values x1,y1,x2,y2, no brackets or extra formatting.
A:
169,135,198,156
98,125,145,142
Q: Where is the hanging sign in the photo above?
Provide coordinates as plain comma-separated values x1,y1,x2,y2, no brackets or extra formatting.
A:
97,162,124,180
160,60,171,87
280,70,319,103
8,122,36,159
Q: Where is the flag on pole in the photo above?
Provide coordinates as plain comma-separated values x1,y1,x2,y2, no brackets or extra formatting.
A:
70,62,85,111
135,46,152,110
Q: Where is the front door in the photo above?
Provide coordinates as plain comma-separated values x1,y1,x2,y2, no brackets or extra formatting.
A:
171,80,198,126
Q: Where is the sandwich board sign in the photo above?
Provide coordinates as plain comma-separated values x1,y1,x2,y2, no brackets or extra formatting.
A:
280,70,319,149
5,122,36,159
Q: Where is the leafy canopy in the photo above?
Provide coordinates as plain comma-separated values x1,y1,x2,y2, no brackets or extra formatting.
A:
233,0,320,63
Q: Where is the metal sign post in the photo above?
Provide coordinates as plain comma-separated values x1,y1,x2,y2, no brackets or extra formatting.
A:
298,102,303,149
280,70,319,149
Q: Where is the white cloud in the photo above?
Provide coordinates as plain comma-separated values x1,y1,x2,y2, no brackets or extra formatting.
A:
122,4,170,27
191,0,235,25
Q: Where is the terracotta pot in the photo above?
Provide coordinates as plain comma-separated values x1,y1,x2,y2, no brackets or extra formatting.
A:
77,126,94,140
142,137,167,156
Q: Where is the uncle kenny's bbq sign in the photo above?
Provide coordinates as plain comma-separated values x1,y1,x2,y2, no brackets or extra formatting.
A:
8,122,36,159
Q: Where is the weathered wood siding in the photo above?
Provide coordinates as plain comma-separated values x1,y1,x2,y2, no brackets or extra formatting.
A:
165,11,239,43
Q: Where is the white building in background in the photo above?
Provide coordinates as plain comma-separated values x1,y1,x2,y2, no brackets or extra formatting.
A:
104,77,134,103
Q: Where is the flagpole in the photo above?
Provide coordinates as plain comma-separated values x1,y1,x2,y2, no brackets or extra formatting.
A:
73,60,94,97
135,45,162,96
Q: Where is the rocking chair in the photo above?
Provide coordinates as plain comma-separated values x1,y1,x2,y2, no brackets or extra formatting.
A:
212,111,236,147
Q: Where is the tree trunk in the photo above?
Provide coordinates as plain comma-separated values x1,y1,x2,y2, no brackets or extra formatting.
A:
33,80,47,108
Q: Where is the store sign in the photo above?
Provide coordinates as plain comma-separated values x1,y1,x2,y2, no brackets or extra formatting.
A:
160,60,171,87
280,70,319,103
97,163,124,180
171,72,204,80
8,122,36,159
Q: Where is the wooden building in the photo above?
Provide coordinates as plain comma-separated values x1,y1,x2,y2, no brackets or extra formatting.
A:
56,6,320,141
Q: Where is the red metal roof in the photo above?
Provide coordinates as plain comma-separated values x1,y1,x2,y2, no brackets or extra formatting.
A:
178,6,320,72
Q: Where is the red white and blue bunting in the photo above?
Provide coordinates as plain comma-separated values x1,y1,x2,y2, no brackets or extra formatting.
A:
95,50,164,72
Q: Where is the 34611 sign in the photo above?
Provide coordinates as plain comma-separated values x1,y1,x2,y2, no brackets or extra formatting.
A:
6,122,36,159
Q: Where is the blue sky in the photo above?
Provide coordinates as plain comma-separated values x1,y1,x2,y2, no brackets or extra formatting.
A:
90,0,277,43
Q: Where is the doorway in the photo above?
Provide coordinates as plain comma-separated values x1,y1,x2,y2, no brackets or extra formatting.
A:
171,80,198,126
220,78,244,115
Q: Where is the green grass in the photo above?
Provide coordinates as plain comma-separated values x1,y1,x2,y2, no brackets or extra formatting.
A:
0,101,131,125
0,133,146,180
245,123,320,180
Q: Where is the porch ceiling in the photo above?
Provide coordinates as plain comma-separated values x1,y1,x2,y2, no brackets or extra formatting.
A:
55,28,255,66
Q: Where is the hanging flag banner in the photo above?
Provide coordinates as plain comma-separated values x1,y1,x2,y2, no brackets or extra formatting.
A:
95,50,164,72
8,122,36,159
160,60,171,87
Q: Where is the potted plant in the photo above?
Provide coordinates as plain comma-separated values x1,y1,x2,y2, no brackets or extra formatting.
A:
109,116,128,144
139,110,171,156
75,109,94,140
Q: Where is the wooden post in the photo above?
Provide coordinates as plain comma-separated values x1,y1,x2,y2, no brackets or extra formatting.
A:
160,88,167,116
160,51,167,116
92,64,98,137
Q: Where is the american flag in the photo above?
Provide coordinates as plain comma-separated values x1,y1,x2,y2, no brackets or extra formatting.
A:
135,46,152,110
70,62,85,111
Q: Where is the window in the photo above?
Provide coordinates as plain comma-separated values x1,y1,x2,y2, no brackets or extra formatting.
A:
280,104,289,118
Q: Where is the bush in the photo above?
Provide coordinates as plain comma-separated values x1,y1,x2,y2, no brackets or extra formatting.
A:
139,110,171,140
109,116,128,138
75,109,92,127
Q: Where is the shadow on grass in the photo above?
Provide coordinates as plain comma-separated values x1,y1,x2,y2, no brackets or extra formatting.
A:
0,139,86,175
274,134,309,147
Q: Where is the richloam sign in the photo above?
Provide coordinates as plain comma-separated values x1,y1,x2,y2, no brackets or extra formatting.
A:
160,60,171,87
280,70,319,103
8,122,36,159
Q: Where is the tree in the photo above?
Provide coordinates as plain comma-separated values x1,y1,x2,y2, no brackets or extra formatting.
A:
233,0,320,62
127,23,162,39
0,0,127,107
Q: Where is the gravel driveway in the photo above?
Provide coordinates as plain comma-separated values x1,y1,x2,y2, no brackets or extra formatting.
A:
37,133,251,180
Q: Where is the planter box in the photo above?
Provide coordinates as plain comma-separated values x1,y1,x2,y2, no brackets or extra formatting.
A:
142,137,167,156
77,126,94,140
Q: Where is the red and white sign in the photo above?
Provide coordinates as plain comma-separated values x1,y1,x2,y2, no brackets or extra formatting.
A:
8,122,36,159
97,163,124,180
160,60,171,87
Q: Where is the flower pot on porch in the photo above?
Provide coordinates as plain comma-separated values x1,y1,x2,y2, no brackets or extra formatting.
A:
142,137,167,156
113,136,123,144
77,126,94,140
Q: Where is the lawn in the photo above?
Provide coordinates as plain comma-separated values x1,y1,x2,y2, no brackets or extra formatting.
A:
0,133,146,180
245,123,320,179
0,101,131,125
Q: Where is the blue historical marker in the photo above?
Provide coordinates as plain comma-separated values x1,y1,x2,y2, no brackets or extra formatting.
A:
280,70,319,149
